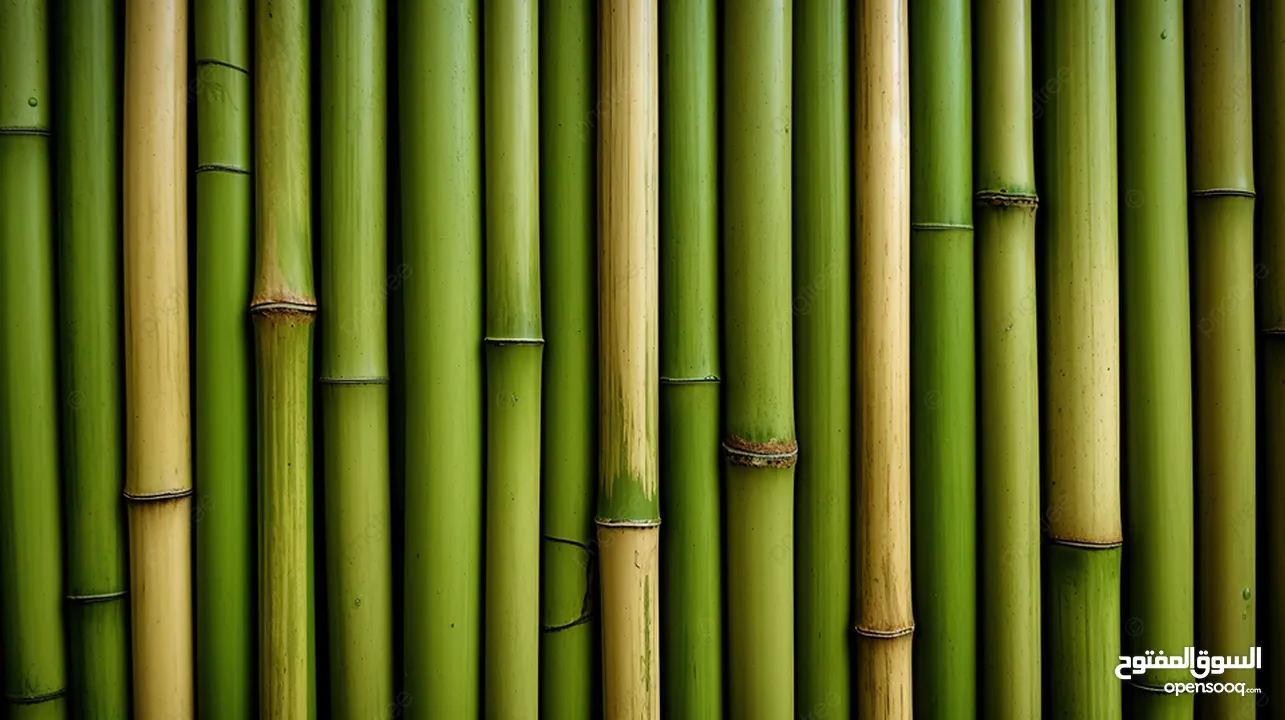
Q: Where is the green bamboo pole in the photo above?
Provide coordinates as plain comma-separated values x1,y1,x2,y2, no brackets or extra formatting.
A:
659,1,722,716
792,0,850,715
123,1,194,717
0,1,70,717
1118,1,1194,717
1254,0,1285,704
193,0,254,715
318,0,394,715
909,0,975,715
254,0,317,716
854,0,913,716
724,1,796,716
974,1,1041,716
538,0,599,717
597,1,660,716
55,0,132,716
1186,1,1256,717
483,1,543,715
399,0,484,716
1038,1,1121,717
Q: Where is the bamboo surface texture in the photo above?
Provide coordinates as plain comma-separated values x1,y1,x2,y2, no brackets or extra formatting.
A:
1039,0,1121,716
1187,2,1257,718
854,0,914,716
658,0,723,716
792,0,852,716
539,1,599,716
597,0,660,716
973,0,1041,716
193,0,255,716
1118,0,1195,717
123,1,194,718
55,0,132,716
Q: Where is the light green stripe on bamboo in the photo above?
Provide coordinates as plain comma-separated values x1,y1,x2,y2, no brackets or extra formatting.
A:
974,1,1041,717
254,0,317,716
483,1,543,716
55,0,132,717
538,0,599,717
792,0,851,715
193,0,255,716
1118,1,1194,717
0,1,69,717
909,0,975,715
399,0,485,716
1038,0,1121,717
1186,2,1256,718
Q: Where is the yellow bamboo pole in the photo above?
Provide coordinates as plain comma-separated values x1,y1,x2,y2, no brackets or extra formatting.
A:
123,1,194,718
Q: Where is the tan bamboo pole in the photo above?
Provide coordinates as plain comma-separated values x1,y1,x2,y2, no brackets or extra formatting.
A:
123,1,194,717
597,0,660,716
854,0,913,716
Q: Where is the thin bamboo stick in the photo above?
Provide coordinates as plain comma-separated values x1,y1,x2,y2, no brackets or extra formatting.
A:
539,0,599,717
0,1,70,717
1186,1,1257,717
854,0,914,716
122,1,194,717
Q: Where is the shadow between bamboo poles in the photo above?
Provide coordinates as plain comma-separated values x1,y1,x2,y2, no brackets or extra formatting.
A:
1186,1,1257,717
122,0,194,717
854,0,914,716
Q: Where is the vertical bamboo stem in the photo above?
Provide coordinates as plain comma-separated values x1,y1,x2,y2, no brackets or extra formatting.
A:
854,0,914,716
123,1,194,717
1186,1,1256,717
399,0,485,715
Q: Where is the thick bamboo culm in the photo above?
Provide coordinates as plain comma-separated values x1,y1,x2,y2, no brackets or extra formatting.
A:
1186,1,1257,718
0,1,71,717
193,0,255,716
483,0,544,715
908,0,975,716
539,1,599,716
1039,1,1121,717
318,0,394,715
399,0,485,715
1118,0,1195,717
792,0,852,716
973,1,1041,716
597,0,661,716
854,0,914,716
122,1,195,718
1254,0,1285,704
253,0,318,716
55,0,132,716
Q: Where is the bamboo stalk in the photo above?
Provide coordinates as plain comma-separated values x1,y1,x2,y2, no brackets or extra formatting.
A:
193,0,255,715
399,0,485,715
539,0,599,717
55,0,132,716
1118,0,1194,717
1254,0,1285,704
658,0,722,716
854,0,913,716
483,1,544,715
254,0,317,716
318,0,394,714
0,1,70,717
122,1,194,717
1038,1,1121,716
724,1,796,716
792,0,851,715
909,0,975,715
1186,1,1256,717
973,1,1041,716
597,0,660,717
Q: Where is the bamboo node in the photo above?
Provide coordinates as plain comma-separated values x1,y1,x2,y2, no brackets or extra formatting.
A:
0,125,51,137
483,336,545,346
722,435,798,468
251,300,318,319
854,623,915,639
196,163,250,175
124,487,194,503
595,518,661,528
975,190,1039,208
910,222,973,231
1191,187,1255,198
66,589,129,604
7,688,67,705
1128,680,1171,694
1046,535,1122,550
319,376,390,385
659,374,720,384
